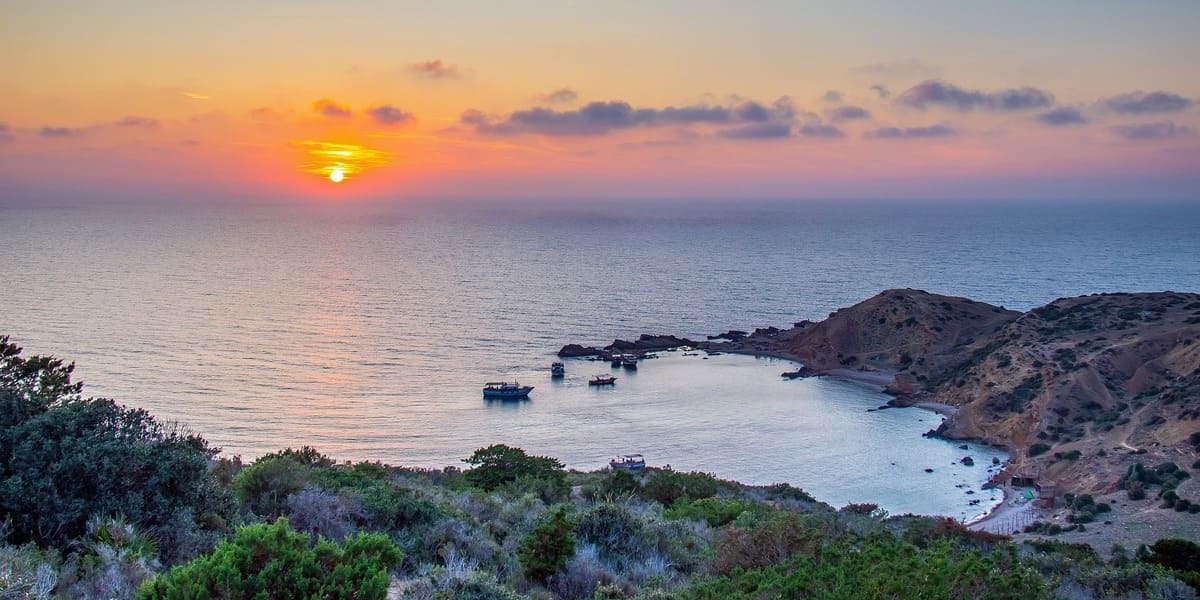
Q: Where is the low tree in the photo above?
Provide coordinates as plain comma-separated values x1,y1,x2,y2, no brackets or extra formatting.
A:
462,444,565,492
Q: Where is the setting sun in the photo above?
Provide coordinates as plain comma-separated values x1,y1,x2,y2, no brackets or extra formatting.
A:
329,168,344,183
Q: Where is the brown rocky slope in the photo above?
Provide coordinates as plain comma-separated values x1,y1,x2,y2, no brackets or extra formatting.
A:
764,289,1200,496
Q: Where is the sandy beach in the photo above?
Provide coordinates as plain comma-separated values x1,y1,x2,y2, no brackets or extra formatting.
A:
969,485,1038,534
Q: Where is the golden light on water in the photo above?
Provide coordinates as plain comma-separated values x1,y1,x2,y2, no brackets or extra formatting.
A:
299,141,390,184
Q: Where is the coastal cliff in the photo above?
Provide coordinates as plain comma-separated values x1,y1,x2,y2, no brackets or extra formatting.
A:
756,289,1200,496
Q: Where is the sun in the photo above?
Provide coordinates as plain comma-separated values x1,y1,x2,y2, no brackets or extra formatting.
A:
329,168,345,183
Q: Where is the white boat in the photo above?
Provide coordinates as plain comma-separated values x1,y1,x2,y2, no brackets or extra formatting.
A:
609,454,645,470
482,381,533,399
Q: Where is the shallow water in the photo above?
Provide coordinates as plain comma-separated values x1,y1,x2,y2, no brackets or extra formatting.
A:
2,200,1196,521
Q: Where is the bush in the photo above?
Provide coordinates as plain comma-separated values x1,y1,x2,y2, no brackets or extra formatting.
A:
137,518,402,599
463,444,566,495
518,506,576,582
665,497,749,527
641,470,724,505
232,455,311,517
0,337,230,552
1029,443,1052,457
576,503,645,563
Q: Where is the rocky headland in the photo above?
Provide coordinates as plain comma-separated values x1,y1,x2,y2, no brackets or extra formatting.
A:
562,289,1200,519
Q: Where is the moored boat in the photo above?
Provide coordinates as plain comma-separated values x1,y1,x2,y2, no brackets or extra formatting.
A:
589,374,616,386
609,354,622,367
482,381,534,399
551,362,565,378
621,355,638,370
609,454,646,470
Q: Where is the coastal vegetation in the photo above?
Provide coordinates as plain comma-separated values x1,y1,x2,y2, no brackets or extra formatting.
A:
3,336,1200,598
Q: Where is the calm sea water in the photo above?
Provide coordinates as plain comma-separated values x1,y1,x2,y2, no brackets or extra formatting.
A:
2,199,1198,521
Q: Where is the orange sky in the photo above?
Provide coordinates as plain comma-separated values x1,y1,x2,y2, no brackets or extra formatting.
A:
2,1,1198,201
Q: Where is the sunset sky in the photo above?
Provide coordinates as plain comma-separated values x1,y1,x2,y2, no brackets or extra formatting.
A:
2,0,1199,202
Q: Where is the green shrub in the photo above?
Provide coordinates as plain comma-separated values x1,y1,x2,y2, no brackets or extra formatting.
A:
518,506,575,582
0,337,230,552
463,444,566,495
688,535,1046,599
576,503,644,563
641,470,724,505
137,518,402,599
1028,443,1051,457
665,497,750,527
232,455,311,517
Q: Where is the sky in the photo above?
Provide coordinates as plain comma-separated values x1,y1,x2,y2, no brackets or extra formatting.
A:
1,0,1199,203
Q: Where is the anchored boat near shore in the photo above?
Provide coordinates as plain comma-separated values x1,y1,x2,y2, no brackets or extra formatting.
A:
482,381,534,399
609,454,646,470
550,362,565,378
589,374,616,386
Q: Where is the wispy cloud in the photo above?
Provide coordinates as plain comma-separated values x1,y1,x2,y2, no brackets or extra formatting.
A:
538,88,578,104
870,84,891,99
0,122,12,143
828,105,871,122
852,59,939,78
313,98,352,118
39,126,82,138
797,124,845,138
114,116,159,128
1035,107,1087,126
720,123,793,139
462,97,798,139
366,104,415,126
1110,122,1193,141
821,90,844,103
1104,91,1193,114
866,124,956,139
409,59,460,79
897,80,1054,111
181,91,210,100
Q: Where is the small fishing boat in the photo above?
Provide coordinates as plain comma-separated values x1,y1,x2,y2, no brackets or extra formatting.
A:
482,381,534,399
621,355,638,370
609,354,622,367
609,454,646,470
589,374,616,386
551,362,565,378
781,370,804,379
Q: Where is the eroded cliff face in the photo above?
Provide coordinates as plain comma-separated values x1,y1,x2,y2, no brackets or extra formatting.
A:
769,289,1200,494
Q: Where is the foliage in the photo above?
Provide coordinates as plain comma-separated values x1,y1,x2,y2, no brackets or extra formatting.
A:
137,517,402,599
686,534,1047,599
463,444,566,496
313,462,443,530
665,497,751,527
518,505,576,582
640,469,724,506
232,455,311,517
0,337,228,553
575,503,645,564
1143,538,1200,591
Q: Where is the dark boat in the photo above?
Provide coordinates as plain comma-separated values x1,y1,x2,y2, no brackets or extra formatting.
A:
589,374,616,386
781,370,804,379
610,354,622,367
482,382,534,399
621,355,638,370
551,362,565,378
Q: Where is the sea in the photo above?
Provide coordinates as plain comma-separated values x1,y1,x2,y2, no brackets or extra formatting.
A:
3,198,1198,523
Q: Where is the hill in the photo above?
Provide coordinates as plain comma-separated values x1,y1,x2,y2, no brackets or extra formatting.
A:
751,290,1200,497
